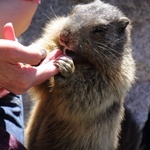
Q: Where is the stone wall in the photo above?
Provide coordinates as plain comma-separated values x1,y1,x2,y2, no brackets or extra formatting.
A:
103,0,150,130
21,0,150,134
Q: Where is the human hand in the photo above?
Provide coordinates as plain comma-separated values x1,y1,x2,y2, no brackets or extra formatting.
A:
0,23,62,96
0,22,17,98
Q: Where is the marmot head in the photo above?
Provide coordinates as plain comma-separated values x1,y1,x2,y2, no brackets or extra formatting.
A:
59,0,131,67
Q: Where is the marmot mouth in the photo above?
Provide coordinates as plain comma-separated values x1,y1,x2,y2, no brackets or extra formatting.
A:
65,49,77,58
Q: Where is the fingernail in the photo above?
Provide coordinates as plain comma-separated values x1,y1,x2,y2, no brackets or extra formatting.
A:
40,49,47,60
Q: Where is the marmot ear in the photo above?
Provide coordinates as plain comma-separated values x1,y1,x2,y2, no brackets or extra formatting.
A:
118,17,130,31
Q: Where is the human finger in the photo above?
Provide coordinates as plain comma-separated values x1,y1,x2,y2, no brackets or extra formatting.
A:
41,49,63,65
3,22,16,41
0,60,58,94
0,40,46,65
0,88,10,98
32,60,59,85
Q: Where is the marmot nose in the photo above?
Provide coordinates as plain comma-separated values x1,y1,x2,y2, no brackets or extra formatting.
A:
59,29,70,46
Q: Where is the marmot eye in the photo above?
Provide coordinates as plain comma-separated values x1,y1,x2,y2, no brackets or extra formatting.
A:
92,25,107,34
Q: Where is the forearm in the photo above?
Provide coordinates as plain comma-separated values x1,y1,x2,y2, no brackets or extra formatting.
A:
0,0,38,38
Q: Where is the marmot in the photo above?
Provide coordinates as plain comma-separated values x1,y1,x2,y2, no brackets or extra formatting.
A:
26,0,135,149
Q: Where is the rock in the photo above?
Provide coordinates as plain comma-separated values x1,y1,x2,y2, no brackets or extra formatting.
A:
104,0,150,130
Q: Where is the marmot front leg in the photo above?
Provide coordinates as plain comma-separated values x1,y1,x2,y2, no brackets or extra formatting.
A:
54,56,75,82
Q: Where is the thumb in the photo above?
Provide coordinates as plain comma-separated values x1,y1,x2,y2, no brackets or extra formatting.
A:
3,22,17,41
2,23,45,65
0,88,10,98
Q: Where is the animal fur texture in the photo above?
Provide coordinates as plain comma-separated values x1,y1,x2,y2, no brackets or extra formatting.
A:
26,0,135,149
